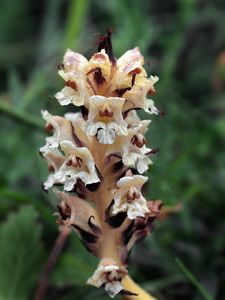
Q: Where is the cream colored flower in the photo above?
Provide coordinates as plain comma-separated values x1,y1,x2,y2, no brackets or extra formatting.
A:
106,111,153,173
42,149,65,190
123,75,159,114
117,47,145,74
42,141,99,191
55,49,91,107
53,141,99,191
87,258,127,298
86,49,111,82
86,95,127,144
40,110,74,153
112,175,149,219
63,48,88,72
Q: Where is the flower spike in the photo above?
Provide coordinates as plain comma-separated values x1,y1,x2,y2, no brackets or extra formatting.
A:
40,30,162,300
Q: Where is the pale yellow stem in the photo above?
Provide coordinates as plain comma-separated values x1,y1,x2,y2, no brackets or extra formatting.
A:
122,276,157,300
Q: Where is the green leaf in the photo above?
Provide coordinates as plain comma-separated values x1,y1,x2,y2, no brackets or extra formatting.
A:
175,258,213,300
0,206,44,300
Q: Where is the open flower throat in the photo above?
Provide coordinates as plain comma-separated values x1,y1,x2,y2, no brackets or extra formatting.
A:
40,30,162,298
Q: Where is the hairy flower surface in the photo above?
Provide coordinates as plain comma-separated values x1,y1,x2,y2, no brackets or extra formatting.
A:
40,30,162,299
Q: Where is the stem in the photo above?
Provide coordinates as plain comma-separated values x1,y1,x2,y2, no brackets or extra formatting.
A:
122,276,157,300
0,100,43,130
34,226,70,300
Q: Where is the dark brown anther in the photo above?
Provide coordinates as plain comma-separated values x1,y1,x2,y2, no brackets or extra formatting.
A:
88,216,102,235
45,123,54,132
48,165,55,172
97,28,115,63
65,80,77,90
58,202,71,220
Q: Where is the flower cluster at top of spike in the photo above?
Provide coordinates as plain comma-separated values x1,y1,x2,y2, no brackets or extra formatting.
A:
40,30,162,298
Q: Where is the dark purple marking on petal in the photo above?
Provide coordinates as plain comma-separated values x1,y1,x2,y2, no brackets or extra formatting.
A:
70,122,84,147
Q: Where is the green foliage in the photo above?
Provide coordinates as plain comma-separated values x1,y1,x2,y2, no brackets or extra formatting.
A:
0,0,224,299
0,206,44,300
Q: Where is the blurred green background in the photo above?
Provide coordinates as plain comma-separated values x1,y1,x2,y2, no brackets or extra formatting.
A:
0,0,224,299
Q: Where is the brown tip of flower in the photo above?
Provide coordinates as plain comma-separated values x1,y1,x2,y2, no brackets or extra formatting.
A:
97,28,115,63
58,202,71,220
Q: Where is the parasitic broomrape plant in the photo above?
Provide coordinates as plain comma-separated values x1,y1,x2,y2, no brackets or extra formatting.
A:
40,29,162,300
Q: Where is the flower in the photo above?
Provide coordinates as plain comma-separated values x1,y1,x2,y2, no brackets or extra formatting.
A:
87,258,127,298
86,95,127,144
55,49,90,106
40,110,74,153
122,75,159,114
106,110,153,173
112,175,149,219
43,141,99,191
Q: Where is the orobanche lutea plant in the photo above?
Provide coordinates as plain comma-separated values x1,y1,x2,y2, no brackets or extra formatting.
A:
40,30,162,299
